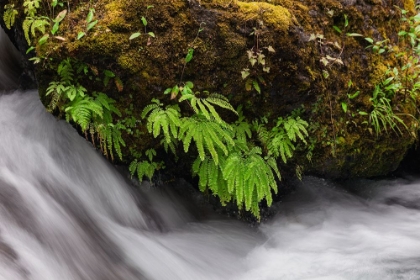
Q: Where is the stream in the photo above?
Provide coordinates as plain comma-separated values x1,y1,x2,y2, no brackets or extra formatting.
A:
1,28,420,280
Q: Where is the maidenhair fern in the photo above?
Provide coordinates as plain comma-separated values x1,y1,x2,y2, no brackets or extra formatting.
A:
129,149,164,181
141,99,181,144
179,115,234,165
141,81,310,219
22,0,50,45
192,144,281,219
3,4,18,29
64,95,102,131
179,91,237,123
232,106,252,143
23,0,41,17
256,114,309,163
47,59,125,160
92,121,126,161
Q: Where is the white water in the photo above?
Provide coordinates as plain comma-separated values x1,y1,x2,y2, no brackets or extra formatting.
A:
2,28,420,280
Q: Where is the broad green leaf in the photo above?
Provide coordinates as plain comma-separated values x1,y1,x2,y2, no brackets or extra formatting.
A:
86,20,98,31
26,46,35,54
241,70,250,79
54,9,67,23
341,102,347,113
185,48,194,63
38,34,49,45
252,80,261,94
141,16,147,26
51,22,60,35
346,33,363,37
86,9,94,23
129,32,141,40
365,37,374,44
77,32,85,40
333,25,342,33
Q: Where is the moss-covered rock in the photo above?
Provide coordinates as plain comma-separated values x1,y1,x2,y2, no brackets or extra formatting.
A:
1,0,418,179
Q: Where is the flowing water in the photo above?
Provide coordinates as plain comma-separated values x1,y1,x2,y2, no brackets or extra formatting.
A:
2,28,420,280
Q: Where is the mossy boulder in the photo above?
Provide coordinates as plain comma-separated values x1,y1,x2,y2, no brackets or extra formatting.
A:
1,0,418,179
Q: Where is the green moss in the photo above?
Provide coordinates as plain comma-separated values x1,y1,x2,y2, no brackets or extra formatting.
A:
22,0,417,180
403,0,415,13
117,52,142,73
103,1,132,31
369,62,388,86
237,1,291,31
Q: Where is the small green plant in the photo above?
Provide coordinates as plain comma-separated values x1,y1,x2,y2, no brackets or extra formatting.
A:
341,80,360,113
192,145,280,218
359,7,420,139
129,5,155,40
46,59,126,160
241,45,274,94
309,33,343,74
22,15,50,44
368,87,409,137
77,8,98,40
141,83,311,218
364,37,389,54
255,113,309,164
129,149,164,181
16,0,68,46
332,14,348,34
143,82,237,164
50,9,67,35
3,4,18,29
141,98,181,144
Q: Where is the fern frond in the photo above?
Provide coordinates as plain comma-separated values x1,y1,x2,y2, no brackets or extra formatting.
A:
268,132,295,163
129,159,138,177
94,92,121,118
23,0,41,16
22,18,34,44
255,122,270,148
233,118,252,143
46,81,66,111
179,115,234,165
65,97,103,131
141,99,161,117
284,117,309,144
197,157,209,191
266,156,281,181
111,123,126,160
222,151,241,194
206,93,238,115
161,138,178,155
142,101,181,144
192,156,201,175
58,58,74,84
3,5,18,29
30,18,49,37
179,93,237,124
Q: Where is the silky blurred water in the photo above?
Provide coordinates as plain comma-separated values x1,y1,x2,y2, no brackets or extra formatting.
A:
2,27,420,280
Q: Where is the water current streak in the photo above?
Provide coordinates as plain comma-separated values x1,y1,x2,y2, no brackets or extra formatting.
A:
2,27,420,280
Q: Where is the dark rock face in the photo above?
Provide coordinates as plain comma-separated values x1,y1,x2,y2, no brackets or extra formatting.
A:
0,0,417,179
0,20,36,89
0,28,21,90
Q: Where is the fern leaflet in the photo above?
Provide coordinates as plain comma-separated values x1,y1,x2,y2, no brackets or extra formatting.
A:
179,93,237,124
3,5,18,29
179,115,234,165
193,143,280,219
141,99,181,144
